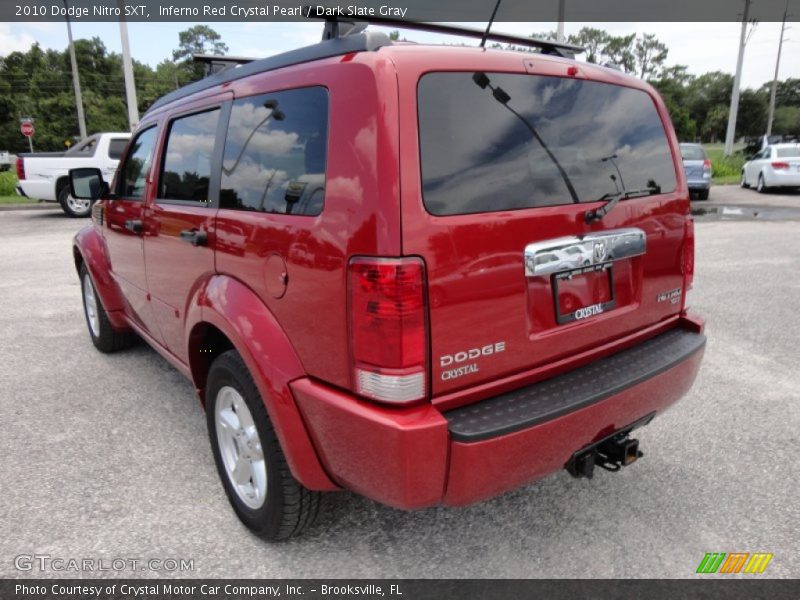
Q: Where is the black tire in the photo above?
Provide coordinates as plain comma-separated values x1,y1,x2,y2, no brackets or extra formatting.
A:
59,183,92,218
206,350,322,541
79,264,135,352
697,188,709,201
757,173,769,194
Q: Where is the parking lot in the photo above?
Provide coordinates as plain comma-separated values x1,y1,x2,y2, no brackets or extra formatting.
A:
1,186,798,579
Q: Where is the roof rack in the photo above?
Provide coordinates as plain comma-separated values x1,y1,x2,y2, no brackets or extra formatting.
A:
332,17,584,58
192,53,256,76
146,19,583,115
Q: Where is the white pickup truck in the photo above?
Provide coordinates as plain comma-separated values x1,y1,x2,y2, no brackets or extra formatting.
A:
16,132,130,217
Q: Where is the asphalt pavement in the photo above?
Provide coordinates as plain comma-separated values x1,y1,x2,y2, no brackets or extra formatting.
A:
1,186,798,578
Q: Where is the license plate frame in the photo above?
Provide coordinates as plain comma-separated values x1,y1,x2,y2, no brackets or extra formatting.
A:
552,263,616,325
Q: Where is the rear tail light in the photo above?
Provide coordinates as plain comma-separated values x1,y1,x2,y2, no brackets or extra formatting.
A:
348,257,428,405
771,161,790,170
15,157,25,180
703,158,712,172
682,218,695,310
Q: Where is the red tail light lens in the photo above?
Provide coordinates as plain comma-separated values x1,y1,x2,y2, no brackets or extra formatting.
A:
771,161,790,170
15,157,25,180
703,158,712,171
682,218,695,310
348,257,428,404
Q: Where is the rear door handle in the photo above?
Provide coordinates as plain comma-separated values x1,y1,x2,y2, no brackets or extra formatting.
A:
124,219,143,234
179,229,208,247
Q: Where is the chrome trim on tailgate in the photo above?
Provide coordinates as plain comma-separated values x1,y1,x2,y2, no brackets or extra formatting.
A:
524,228,647,277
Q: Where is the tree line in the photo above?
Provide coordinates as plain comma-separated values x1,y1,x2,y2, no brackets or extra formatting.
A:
0,25,226,152
533,27,800,143
1,25,798,153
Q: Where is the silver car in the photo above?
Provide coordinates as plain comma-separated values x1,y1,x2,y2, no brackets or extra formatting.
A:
679,143,711,200
741,143,800,193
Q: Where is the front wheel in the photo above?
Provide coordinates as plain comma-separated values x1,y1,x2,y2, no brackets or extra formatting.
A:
80,264,135,352
59,184,92,218
206,350,322,540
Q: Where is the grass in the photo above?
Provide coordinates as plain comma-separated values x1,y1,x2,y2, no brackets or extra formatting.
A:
0,195,33,204
704,142,746,185
0,171,42,203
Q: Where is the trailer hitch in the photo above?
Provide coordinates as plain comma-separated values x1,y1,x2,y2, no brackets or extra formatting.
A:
565,413,653,479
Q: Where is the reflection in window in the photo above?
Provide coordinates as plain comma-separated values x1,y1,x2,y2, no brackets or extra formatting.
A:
220,87,328,216
418,72,678,216
118,127,157,199
160,109,220,203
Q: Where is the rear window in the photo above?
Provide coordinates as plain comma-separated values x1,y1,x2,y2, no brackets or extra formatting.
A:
776,147,800,158
159,109,220,204
680,145,707,160
418,72,677,216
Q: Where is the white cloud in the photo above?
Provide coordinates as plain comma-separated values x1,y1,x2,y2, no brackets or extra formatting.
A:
0,23,39,55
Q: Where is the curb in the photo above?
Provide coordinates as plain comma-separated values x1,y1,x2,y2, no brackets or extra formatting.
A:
0,203,59,212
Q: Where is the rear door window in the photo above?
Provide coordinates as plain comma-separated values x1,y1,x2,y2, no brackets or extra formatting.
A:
418,72,677,216
220,86,328,216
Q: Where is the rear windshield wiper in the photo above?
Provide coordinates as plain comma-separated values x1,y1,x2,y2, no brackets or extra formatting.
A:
584,187,657,223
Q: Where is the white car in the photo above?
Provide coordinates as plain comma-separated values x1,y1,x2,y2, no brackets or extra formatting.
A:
15,132,130,216
741,143,800,193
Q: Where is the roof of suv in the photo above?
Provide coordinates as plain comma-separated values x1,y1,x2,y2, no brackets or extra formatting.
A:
145,29,650,118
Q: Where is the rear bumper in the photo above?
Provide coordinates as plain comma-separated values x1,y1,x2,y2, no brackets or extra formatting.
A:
292,317,705,509
765,170,800,187
687,180,710,190
17,180,56,202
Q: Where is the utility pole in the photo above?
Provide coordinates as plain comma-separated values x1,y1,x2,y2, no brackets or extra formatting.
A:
64,0,87,139
556,0,566,42
119,19,140,130
724,0,752,156
766,2,789,137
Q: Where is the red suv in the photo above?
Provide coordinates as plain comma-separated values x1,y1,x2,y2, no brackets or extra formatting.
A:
70,23,705,540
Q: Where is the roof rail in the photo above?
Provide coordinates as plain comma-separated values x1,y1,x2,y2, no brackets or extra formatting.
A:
146,30,392,114
321,16,584,58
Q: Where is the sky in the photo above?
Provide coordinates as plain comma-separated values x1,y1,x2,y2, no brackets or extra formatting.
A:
0,20,796,89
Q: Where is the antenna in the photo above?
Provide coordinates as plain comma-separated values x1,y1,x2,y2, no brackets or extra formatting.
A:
480,0,504,48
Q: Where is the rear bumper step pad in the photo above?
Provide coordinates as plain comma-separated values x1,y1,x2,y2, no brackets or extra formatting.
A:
444,328,706,442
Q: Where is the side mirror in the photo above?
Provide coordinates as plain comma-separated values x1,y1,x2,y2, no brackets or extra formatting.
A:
69,167,108,201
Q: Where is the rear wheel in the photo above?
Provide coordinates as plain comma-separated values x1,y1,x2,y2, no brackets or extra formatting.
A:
697,188,709,201
757,173,768,194
80,264,135,352
206,350,322,540
59,184,92,218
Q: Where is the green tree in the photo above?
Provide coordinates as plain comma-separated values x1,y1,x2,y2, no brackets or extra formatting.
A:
634,33,668,80
602,34,636,73
172,25,229,82
773,106,800,136
651,66,697,141
702,105,729,142
567,27,609,64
